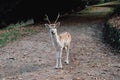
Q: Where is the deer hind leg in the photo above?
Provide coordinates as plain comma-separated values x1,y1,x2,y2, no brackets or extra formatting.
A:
65,45,70,64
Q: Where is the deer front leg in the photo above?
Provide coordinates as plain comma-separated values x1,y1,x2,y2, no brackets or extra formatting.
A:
59,48,63,68
55,51,59,69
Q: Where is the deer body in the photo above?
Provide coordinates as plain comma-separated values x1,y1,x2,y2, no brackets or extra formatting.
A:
51,31,71,49
45,14,71,68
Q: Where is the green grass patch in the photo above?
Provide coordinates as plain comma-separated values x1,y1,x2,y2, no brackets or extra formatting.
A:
0,27,38,47
94,1,120,7
77,6,114,18
0,19,35,47
0,30,20,47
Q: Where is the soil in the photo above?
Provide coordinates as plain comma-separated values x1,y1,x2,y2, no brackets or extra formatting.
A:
0,16,120,80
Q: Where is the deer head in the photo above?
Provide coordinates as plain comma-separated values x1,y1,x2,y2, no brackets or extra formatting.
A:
45,14,60,35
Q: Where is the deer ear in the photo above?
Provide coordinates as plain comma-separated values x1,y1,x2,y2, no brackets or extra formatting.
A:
45,24,52,29
56,22,60,28
45,24,51,29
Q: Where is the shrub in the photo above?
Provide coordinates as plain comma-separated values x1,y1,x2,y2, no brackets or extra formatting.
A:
103,15,120,49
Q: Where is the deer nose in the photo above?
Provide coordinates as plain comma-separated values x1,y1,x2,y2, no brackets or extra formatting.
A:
51,31,55,34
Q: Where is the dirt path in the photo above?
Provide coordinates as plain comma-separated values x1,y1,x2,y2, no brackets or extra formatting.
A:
0,17,120,80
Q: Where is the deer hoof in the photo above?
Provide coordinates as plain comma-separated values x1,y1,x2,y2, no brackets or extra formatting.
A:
55,66,63,69
59,66,63,69
55,66,59,69
65,60,69,64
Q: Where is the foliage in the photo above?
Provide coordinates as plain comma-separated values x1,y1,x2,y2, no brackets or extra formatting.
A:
6,19,34,30
102,0,120,49
0,19,35,47
103,15,120,49
0,0,85,27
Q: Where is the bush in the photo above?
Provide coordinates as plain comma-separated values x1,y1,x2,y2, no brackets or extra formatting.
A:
103,15,120,49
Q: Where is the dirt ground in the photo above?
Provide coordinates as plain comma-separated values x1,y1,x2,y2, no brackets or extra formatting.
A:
0,16,120,80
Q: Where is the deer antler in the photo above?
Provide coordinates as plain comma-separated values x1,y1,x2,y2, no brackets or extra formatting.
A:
45,14,51,24
54,13,60,23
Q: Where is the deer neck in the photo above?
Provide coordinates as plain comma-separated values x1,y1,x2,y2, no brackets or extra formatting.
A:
50,31,60,48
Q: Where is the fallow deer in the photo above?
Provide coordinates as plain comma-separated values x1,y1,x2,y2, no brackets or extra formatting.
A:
45,14,71,69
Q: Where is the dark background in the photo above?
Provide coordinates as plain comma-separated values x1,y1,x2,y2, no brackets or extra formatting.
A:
1,0,112,28
0,0,86,27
